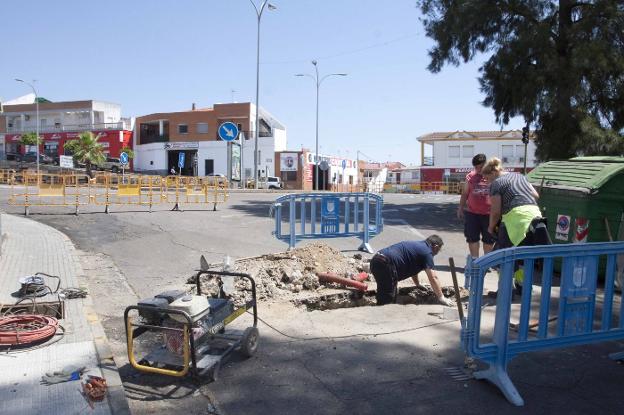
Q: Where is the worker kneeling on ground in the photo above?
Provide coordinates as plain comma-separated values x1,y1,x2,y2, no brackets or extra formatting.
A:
370,235,454,306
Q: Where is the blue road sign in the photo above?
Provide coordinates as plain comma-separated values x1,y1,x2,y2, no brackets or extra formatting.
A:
218,122,239,142
120,152,129,165
178,152,185,169
342,159,347,169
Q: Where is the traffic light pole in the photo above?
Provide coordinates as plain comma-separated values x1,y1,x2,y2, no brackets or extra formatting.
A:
522,123,530,175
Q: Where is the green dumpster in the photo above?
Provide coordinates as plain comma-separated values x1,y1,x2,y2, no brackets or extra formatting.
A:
527,157,624,246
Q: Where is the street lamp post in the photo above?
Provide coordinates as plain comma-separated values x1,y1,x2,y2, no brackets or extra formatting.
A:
250,0,276,189
15,79,39,175
296,61,346,191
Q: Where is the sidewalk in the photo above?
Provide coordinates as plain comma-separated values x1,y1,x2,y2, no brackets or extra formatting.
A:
0,213,130,415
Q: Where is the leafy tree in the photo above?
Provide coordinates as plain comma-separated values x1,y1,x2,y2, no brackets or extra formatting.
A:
19,132,42,147
64,131,105,178
418,0,624,160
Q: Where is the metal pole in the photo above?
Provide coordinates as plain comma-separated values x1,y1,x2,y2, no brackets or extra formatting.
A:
253,11,261,189
523,142,528,175
314,61,319,192
35,92,39,176
250,1,274,189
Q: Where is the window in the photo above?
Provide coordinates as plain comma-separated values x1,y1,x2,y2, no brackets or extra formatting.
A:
502,145,514,157
281,171,297,181
178,124,188,134
462,145,474,158
197,123,209,134
448,146,460,158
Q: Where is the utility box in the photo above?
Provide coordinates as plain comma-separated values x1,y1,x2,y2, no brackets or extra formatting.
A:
527,157,624,246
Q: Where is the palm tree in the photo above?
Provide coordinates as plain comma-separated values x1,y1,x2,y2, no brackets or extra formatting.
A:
64,131,105,178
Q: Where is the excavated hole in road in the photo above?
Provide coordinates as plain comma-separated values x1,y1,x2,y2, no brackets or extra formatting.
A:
294,286,467,311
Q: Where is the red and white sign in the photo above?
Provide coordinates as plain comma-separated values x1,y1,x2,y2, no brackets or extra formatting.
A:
574,217,590,243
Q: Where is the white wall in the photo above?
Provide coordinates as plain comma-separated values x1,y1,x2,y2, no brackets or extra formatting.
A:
242,136,276,178
134,136,277,178
134,143,168,171
197,141,228,176
273,128,287,151
432,139,537,168
92,101,122,123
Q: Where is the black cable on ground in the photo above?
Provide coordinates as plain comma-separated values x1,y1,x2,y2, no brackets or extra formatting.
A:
247,311,456,342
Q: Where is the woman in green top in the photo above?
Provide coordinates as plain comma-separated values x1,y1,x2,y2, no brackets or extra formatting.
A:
481,157,551,291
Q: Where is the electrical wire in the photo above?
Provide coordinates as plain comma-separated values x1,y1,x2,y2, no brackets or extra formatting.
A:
248,311,456,342
0,324,65,355
262,32,421,65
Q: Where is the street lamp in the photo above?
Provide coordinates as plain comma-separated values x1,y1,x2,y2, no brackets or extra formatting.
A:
15,79,40,175
249,0,277,189
296,61,347,191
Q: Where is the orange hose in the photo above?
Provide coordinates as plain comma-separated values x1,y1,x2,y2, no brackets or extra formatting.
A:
0,315,58,345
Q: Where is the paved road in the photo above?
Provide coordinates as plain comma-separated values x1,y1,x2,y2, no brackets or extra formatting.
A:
0,189,465,300
4,188,622,414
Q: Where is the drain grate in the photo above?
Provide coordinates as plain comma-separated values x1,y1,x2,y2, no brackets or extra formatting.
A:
444,366,473,381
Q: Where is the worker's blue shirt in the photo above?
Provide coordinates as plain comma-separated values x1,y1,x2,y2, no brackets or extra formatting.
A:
378,241,435,281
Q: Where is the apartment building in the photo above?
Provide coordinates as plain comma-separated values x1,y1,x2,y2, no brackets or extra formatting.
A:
0,96,132,161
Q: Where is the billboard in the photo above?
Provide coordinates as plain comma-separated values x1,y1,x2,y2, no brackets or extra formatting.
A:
280,153,298,171
231,143,241,181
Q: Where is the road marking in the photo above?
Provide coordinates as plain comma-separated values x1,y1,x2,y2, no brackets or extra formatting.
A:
383,209,399,213
384,218,426,239
402,207,422,212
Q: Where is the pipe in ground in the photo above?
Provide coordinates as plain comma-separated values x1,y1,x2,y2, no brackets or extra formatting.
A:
317,272,368,292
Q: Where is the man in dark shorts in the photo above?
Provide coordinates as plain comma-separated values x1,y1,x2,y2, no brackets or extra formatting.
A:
370,235,454,306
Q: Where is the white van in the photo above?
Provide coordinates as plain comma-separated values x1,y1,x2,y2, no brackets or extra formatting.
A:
258,176,282,189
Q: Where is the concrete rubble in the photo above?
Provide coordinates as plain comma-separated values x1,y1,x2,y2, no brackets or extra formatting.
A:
193,242,465,309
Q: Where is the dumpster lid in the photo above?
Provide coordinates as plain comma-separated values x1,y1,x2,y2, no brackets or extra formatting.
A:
527,158,624,192
570,156,624,163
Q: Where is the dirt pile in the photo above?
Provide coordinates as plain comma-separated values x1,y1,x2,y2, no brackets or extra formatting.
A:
196,242,370,304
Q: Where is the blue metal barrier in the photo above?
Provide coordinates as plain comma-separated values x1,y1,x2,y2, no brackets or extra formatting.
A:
463,241,624,406
271,192,383,253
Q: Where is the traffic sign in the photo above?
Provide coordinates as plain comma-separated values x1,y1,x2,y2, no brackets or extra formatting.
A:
218,122,239,142
178,152,185,169
120,152,129,165
320,160,329,171
341,159,347,169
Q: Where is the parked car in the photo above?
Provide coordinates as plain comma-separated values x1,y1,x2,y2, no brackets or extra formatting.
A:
98,157,123,173
258,176,282,189
16,152,54,164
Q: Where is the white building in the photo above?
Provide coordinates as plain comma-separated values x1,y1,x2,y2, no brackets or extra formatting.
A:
133,102,287,180
417,130,537,182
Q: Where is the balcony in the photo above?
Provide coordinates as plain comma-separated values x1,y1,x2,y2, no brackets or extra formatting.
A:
6,121,132,134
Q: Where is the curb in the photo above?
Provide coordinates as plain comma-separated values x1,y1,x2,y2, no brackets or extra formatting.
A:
61,229,132,415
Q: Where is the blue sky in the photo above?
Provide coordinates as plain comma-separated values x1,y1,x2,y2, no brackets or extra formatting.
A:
0,0,524,165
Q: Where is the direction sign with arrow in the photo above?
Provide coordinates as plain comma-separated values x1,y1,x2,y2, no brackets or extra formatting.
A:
218,122,239,142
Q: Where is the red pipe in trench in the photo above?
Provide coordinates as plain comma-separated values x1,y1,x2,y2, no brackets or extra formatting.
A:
317,272,368,292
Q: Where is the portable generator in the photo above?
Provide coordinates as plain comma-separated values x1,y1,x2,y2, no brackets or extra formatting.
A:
124,269,258,380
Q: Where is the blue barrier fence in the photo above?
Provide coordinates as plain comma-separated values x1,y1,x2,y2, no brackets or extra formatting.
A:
271,192,383,253
463,241,624,406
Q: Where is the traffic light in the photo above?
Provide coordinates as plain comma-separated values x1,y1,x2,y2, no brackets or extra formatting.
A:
521,126,530,144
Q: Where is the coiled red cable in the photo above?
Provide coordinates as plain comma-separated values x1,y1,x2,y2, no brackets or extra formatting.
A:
0,315,59,346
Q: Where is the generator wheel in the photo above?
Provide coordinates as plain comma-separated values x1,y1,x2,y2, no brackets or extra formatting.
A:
240,327,259,357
